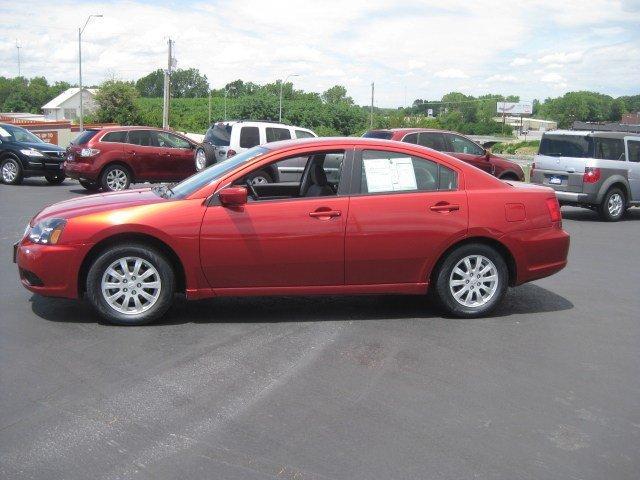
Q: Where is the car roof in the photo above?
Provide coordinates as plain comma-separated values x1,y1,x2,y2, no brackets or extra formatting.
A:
214,120,313,131
369,127,456,135
261,136,434,151
543,129,630,139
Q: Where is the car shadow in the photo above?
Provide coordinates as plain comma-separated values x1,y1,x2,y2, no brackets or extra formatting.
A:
562,207,640,222
31,283,573,326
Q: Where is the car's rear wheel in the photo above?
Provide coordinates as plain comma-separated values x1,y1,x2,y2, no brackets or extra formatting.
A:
101,164,131,191
86,244,175,325
45,174,66,185
598,187,625,222
79,180,100,191
1,157,23,185
195,148,208,171
432,243,508,318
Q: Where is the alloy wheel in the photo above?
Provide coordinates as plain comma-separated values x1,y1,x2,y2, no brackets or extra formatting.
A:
101,257,162,315
195,150,207,170
250,176,269,185
2,162,18,183
608,193,623,218
449,255,499,308
106,169,128,191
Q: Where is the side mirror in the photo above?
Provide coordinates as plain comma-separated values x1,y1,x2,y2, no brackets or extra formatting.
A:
218,186,248,206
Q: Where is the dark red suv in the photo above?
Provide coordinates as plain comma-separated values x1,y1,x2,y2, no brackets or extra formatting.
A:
363,128,524,181
64,127,200,191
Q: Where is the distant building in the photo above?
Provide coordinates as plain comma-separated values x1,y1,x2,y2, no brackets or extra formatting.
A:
492,116,557,132
42,87,98,121
572,120,640,134
621,112,640,125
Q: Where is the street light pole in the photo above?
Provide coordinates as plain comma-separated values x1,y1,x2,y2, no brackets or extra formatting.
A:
78,14,103,132
279,73,299,122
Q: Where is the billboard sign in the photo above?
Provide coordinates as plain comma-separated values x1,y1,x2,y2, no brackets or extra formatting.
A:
497,101,533,115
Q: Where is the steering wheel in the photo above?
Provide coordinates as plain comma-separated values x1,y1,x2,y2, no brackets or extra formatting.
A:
245,179,259,200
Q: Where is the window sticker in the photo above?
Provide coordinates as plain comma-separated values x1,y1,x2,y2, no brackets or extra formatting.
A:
363,157,417,193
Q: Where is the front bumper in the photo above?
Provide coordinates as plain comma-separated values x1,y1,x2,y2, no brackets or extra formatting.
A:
14,240,90,299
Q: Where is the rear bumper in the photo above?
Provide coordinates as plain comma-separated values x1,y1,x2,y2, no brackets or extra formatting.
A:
14,241,89,299
63,161,99,181
531,170,598,205
501,225,570,285
554,191,597,204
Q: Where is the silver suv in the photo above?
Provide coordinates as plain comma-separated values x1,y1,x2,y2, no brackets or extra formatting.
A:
531,131,640,221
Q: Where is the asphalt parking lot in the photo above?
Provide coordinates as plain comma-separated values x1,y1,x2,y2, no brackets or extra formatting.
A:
1,178,639,480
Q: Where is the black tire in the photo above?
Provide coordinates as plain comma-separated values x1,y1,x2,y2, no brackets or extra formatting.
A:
100,164,131,191
246,170,273,185
79,180,100,191
194,148,208,171
597,187,625,222
45,174,66,185
432,243,508,318
500,173,520,182
1,157,23,185
86,243,175,325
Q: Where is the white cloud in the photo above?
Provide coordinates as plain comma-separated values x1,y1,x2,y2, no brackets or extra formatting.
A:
541,73,564,83
485,74,517,83
510,57,532,66
538,51,584,65
434,69,468,79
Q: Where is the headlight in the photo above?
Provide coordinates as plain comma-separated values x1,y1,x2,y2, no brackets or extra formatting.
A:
80,148,100,157
20,148,44,157
28,218,67,245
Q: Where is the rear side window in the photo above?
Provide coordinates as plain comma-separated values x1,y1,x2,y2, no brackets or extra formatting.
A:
539,135,594,158
362,130,393,140
419,132,447,151
266,127,291,143
205,124,232,146
128,130,152,146
594,138,625,160
360,149,441,194
72,129,99,145
438,165,458,190
295,129,315,139
101,131,127,143
240,126,260,148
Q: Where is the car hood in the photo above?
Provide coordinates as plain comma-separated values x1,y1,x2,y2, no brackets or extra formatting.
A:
31,188,166,224
22,142,65,152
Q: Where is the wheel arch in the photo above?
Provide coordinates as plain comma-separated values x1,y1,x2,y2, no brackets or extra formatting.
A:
596,176,630,204
0,151,25,168
428,236,518,287
78,232,186,296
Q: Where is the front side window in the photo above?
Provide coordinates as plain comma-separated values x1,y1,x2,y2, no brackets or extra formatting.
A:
419,132,447,151
447,134,484,155
403,133,418,144
101,131,127,143
240,126,260,148
155,131,191,149
360,150,444,194
594,138,625,160
265,127,292,143
127,130,152,146
295,129,316,139
0,124,44,143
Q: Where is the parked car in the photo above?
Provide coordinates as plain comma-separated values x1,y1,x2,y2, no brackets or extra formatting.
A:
363,128,525,181
63,126,200,192
197,120,317,183
0,123,66,185
14,137,569,325
530,130,640,221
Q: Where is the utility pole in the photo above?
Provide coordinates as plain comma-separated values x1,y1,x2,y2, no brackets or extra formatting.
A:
162,38,174,129
370,82,375,128
16,41,21,77
78,14,103,133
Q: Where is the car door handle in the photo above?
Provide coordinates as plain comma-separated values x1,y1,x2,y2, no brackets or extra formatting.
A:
430,203,460,212
309,210,341,218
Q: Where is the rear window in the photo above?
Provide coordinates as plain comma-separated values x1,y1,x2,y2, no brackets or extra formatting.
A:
72,129,99,145
539,134,594,158
295,129,315,139
101,131,127,143
362,130,393,140
266,127,291,143
205,124,232,147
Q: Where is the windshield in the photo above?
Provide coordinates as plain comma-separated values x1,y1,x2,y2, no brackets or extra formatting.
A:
205,123,232,146
0,124,44,144
362,130,393,140
539,134,594,158
168,146,268,198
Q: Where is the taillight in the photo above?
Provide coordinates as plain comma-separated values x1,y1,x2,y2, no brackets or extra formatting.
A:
227,149,236,158
583,167,601,184
546,197,562,223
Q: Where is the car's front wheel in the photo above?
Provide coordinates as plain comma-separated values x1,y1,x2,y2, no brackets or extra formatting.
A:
101,164,131,191
432,243,508,318
195,148,208,171
598,187,625,222
86,244,175,325
1,157,23,185
45,174,66,185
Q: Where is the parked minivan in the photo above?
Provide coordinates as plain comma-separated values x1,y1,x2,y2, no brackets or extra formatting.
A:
197,120,317,183
531,130,640,221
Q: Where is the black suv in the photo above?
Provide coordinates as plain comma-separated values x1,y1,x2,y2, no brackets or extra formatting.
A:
0,123,66,185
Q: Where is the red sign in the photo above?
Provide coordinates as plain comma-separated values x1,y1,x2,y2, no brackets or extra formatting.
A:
33,130,59,145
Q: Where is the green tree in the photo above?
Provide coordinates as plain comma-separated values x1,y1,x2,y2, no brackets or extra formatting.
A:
93,80,141,124
135,69,164,97
322,85,353,105
171,68,209,98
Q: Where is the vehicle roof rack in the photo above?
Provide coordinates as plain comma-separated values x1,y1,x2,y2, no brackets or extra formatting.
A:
213,119,285,125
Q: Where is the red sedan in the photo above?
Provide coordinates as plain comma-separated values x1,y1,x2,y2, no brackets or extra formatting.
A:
14,138,569,325
363,128,525,181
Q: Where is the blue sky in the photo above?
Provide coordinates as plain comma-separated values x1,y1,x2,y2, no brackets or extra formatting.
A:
1,0,638,107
